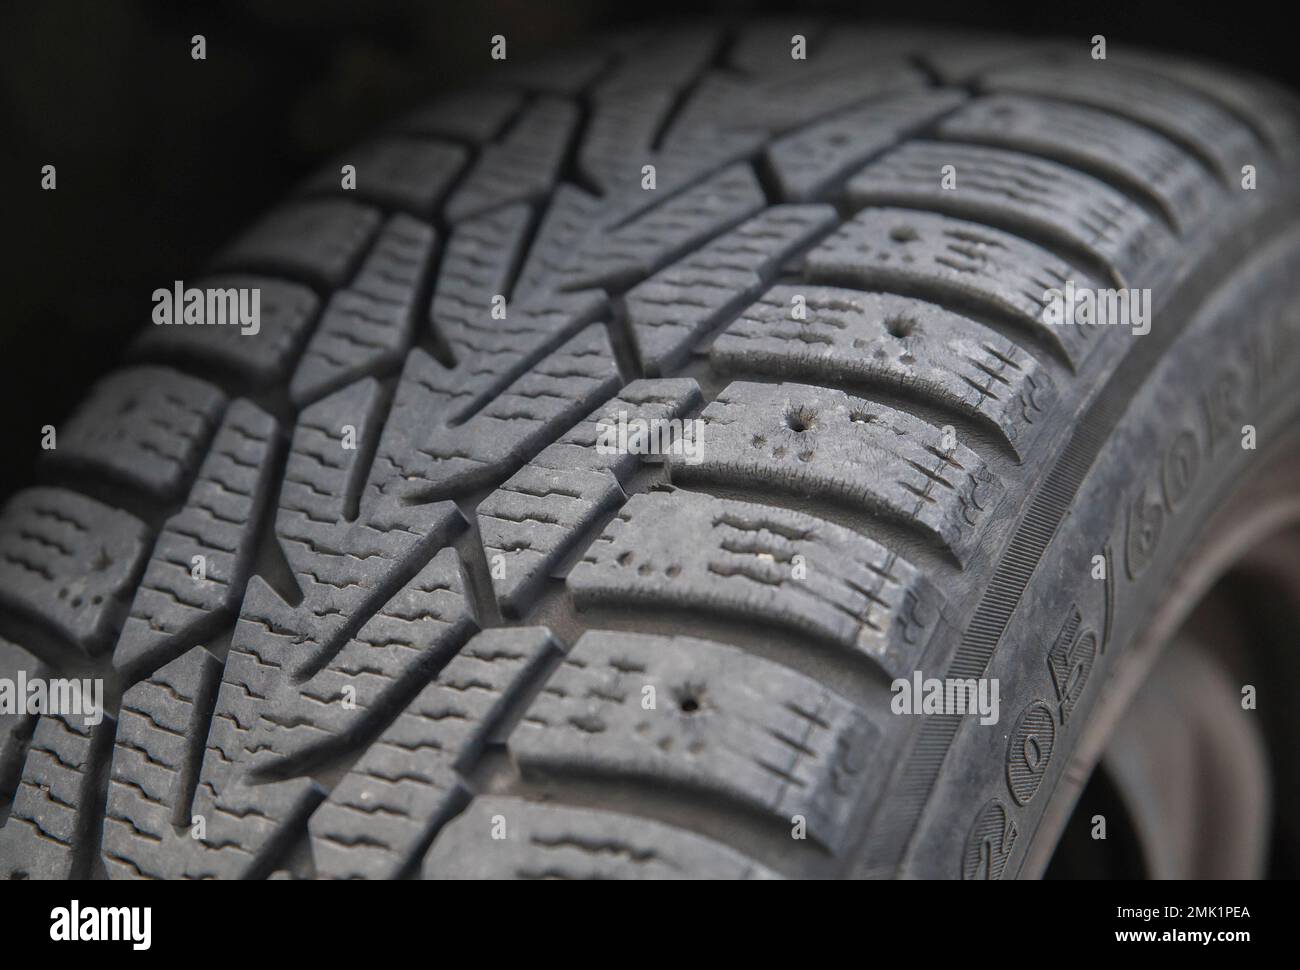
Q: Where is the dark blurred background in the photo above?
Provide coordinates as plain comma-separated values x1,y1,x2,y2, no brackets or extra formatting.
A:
2,0,1296,497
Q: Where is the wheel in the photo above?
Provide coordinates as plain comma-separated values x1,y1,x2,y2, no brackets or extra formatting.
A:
2,21,1299,880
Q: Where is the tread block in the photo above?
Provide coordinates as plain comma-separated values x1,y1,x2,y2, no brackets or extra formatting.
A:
846,141,1174,286
509,630,880,854
185,773,321,880
112,401,281,675
478,378,702,615
625,204,838,375
514,185,607,299
0,710,114,879
805,207,1100,367
213,199,383,289
241,547,476,774
568,491,938,678
426,796,779,879
101,645,222,879
190,378,467,872
183,377,475,858
290,214,438,406
176,586,340,878
132,275,320,386
399,90,525,143
268,380,465,678
180,522,470,878
673,381,1003,565
367,325,621,504
280,377,387,524
915,36,1054,85
577,86,692,184
579,86,761,200
1111,51,1300,154
0,637,47,814
303,137,467,215
936,94,1219,234
395,287,607,433
767,89,968,201
0,488,149,655
479,466,622,616
520,378,704,481
711,284,1056,457
442,290,606,364
445,97,579,223
431,203,533,360
540,164,767,293
669,57,928,138
49,366,226,502
311,627,560,879
978,62,1262,184
177,551,477,876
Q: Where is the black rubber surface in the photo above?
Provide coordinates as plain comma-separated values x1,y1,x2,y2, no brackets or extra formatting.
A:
2,22,1300,879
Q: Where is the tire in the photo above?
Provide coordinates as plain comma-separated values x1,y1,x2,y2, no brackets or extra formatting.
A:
2,21,1300,880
